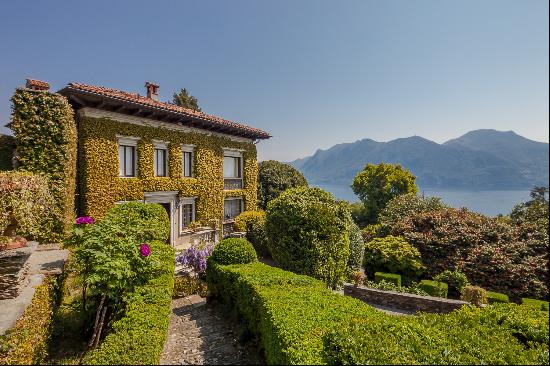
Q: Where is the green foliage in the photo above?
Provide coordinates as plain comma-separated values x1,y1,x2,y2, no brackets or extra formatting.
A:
461,285,487,306
172,88,201,111
208,238,257,265
363,235,424,283
361,224,381,243
374,272,401,287
173,275,208,298
351,163,418,224
393,207,548,299
419,280,448,298
487,291,510,304
0,171,55,241
433,269,470,298
104,201,170,243
265,187,351,289
234,210,269,256
378,193,448,235
0,134,15,171
324,304,548,365
0,275,59,365
83,240,175,365
257,160,308,210
10,88,77,241
347,221,364,272
522,298,549,312
363,279,429,296
349,201,370,228
206,261,380,365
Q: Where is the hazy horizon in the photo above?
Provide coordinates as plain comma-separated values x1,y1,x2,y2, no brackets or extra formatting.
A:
1,0,548,162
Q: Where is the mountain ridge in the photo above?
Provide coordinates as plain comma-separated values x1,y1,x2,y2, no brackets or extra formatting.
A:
289,130,549,190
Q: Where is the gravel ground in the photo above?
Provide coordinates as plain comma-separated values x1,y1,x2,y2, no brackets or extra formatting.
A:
161,295,259,365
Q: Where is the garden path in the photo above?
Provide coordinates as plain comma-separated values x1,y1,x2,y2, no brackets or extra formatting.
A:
161,295,258,365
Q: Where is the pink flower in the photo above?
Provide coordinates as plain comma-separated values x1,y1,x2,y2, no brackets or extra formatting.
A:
75,216,94,225
140,243,151,257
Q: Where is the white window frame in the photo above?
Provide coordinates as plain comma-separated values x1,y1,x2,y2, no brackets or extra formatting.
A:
223,148,244,190
182,144,195,178
153,140,169,177
179,196,197,233
117,135,139,178
223,197,243,222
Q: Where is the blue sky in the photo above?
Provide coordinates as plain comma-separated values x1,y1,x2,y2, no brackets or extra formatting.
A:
0,0,548,161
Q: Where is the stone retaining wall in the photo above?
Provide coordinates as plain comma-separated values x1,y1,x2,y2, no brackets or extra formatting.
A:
344,283,468,313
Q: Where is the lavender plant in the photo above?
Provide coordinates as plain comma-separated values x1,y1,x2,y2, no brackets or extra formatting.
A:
176,241,215,276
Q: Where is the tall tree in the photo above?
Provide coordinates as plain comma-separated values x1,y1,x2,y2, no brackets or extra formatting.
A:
352,163,418,224
172,88,201,111
257,160,308,210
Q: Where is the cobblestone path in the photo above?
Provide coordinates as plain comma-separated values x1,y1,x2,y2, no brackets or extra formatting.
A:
161,295,257,365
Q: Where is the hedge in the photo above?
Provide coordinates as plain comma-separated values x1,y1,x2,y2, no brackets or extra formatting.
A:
522,298,549,312
206,261,380,364
77,116,258,222
208,238,257,265
324,303,548,365
0,134,15,171
419,280,448,298
0,275,59,365
10,88,77,241
82,240,175,365
374,272,401,287
487,291,510,304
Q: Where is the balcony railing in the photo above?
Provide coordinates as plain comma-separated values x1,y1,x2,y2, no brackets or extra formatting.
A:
224,178,243,190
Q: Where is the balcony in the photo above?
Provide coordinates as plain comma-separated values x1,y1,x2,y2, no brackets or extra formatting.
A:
224,178,243,190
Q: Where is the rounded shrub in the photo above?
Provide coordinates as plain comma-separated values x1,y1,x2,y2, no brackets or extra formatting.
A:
363,235,424,283
208,238,257,265
265,187,351,289
257,160,308,210
234,210,269,256
433,269,470,298
104,202,170,242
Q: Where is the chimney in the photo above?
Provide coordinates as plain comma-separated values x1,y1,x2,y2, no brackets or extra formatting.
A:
26,79,50,91
145,82,159,101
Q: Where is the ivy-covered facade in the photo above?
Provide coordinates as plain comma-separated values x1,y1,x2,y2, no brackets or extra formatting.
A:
56,81,270,246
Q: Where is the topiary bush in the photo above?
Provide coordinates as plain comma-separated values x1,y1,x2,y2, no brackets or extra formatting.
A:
265,187,352,289
522,298,549,312
10,88,77,241
208,238,257,265
374,272,401,287
363,235,424,284
420,280,449,298
257,160,308,210
347,221,364,272
461,285,487,306
234,210,269,256
0,171,55,242
433,269,470,298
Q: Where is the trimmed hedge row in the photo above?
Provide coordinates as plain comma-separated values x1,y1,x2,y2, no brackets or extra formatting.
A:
82,240,175,365
374,272,401,287
522,298,549,311
0,275,59,365
206,261,380,364
325,303,548,365
419,279,448,298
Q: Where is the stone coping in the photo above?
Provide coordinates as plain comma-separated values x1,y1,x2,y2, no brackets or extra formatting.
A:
344,283,469,314
0,241,38,259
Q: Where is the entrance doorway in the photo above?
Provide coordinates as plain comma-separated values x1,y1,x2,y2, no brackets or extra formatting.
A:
143,191,178,246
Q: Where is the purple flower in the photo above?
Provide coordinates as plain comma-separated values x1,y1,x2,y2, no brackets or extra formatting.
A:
75,216,94,225
176,243,214,274
140,243,151,257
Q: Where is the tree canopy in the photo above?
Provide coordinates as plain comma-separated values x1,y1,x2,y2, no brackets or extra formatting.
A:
172,88,201,111
351,163,418,224
257,160,308,210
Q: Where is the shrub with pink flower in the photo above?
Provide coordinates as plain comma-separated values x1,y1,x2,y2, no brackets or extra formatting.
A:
75,216,94,225
140,243,151,257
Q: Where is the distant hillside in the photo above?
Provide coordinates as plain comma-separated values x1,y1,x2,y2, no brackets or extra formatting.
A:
289,130,549,190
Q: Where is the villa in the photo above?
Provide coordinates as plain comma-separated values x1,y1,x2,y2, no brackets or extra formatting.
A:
27,79,271,246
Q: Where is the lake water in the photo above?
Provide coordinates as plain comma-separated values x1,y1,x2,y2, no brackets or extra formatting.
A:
314,184,531,217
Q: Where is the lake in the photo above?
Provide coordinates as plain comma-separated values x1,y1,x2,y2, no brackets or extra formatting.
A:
314,184,531,217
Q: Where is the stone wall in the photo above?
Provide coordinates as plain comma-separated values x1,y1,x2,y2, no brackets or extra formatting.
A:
344,283,468,313
0,242,37,300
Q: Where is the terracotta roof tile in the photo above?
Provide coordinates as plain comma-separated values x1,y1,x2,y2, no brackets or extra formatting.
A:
64,82,270,139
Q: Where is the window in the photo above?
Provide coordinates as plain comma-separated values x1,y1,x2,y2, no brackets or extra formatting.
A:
153,140,169,177
223,156,242,178
180,197,196,231
224,198,242,221
117,136,139,177
182,145,194,177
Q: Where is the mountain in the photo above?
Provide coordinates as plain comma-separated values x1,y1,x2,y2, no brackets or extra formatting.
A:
289,130,549,190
